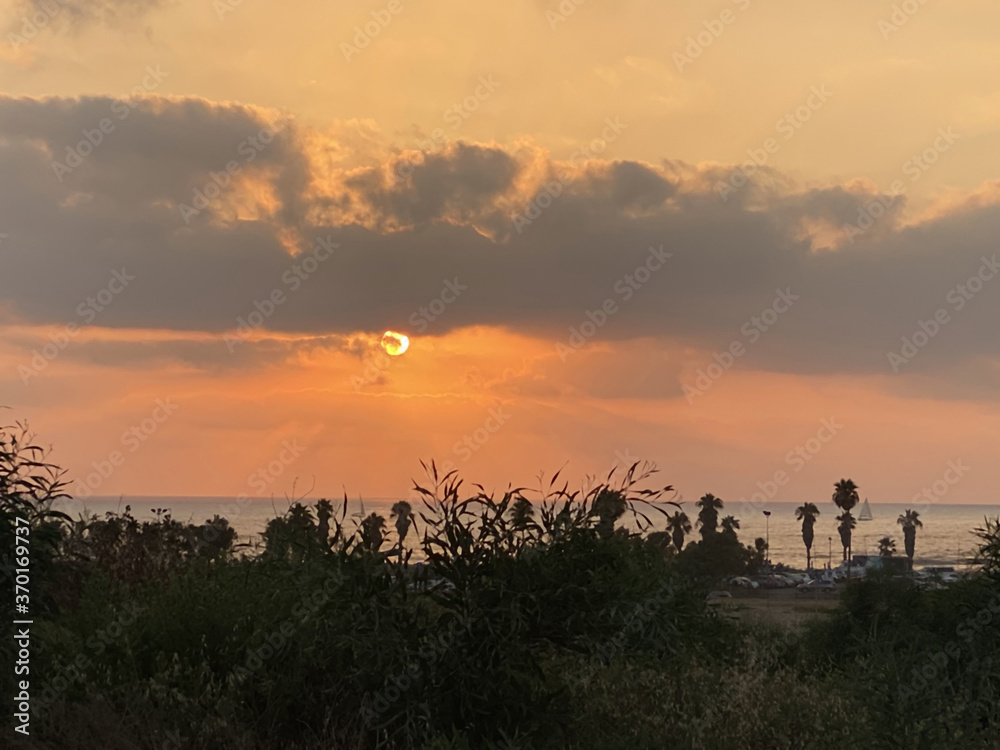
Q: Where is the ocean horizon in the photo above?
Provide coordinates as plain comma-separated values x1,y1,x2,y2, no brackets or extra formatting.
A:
56,495,1000,569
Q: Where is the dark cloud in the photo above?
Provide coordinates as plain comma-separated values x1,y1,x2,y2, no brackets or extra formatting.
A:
342,142,519,232
11,0,167,35
2,94,1000,396
8,333,358,374
586,161,678,213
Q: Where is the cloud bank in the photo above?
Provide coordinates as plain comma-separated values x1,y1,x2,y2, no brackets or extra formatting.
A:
2,93,1000,395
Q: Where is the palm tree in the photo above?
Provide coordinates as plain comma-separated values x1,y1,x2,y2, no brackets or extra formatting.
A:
836,512,856,562
878,536,896,558
359,513,386,552
696,493,724,540
832,479,860,514
509,495,534,532
666,511,692,552
897,509,923,570
316,499,334,547
390,501,414,547
795,502,821,569
593,489,627,540
832,479,860,568
720,515,740,539
508,495,538,548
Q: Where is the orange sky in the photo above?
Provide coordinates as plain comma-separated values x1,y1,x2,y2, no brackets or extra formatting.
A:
2,0,1000,504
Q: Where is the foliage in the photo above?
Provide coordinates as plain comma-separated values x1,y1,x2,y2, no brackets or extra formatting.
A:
796,502,821,569
0,419,72,611
899,509,923,567
6,417,1000,750
665,510,692,552
832,478,860,514
836,511,856,561
694,493,723,540
975,517,1000,578
1,419,74,709
877,535,896,557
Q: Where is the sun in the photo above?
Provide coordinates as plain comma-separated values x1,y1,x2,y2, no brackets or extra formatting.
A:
380,330,409,356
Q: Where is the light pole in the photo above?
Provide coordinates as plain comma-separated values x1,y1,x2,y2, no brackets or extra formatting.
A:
762,510,771,565
828,536,832,570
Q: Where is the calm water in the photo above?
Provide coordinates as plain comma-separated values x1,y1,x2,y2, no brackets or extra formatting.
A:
56,496,1000,569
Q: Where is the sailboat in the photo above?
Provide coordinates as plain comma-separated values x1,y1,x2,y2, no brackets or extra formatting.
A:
352,496,367,521
858,497,873,522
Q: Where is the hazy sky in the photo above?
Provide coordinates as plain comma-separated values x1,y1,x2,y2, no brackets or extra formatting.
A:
2,0,1000,510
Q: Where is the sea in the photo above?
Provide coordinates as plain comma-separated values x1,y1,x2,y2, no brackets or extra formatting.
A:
55,496,1000,570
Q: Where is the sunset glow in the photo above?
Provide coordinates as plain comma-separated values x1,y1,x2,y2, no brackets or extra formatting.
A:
380,331,410,357
6,3,1000,746
2,0,1000,505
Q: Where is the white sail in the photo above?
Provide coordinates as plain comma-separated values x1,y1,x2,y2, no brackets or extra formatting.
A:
858,498,873,521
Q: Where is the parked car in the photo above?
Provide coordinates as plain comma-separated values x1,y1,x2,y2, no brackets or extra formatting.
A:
922,566,961,584
797,579,837,594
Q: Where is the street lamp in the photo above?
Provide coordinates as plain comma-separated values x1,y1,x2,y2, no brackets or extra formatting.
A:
828,536,832,569
762,510,771,565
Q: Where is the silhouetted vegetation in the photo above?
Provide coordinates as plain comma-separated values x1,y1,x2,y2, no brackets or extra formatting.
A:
2,420,999,749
